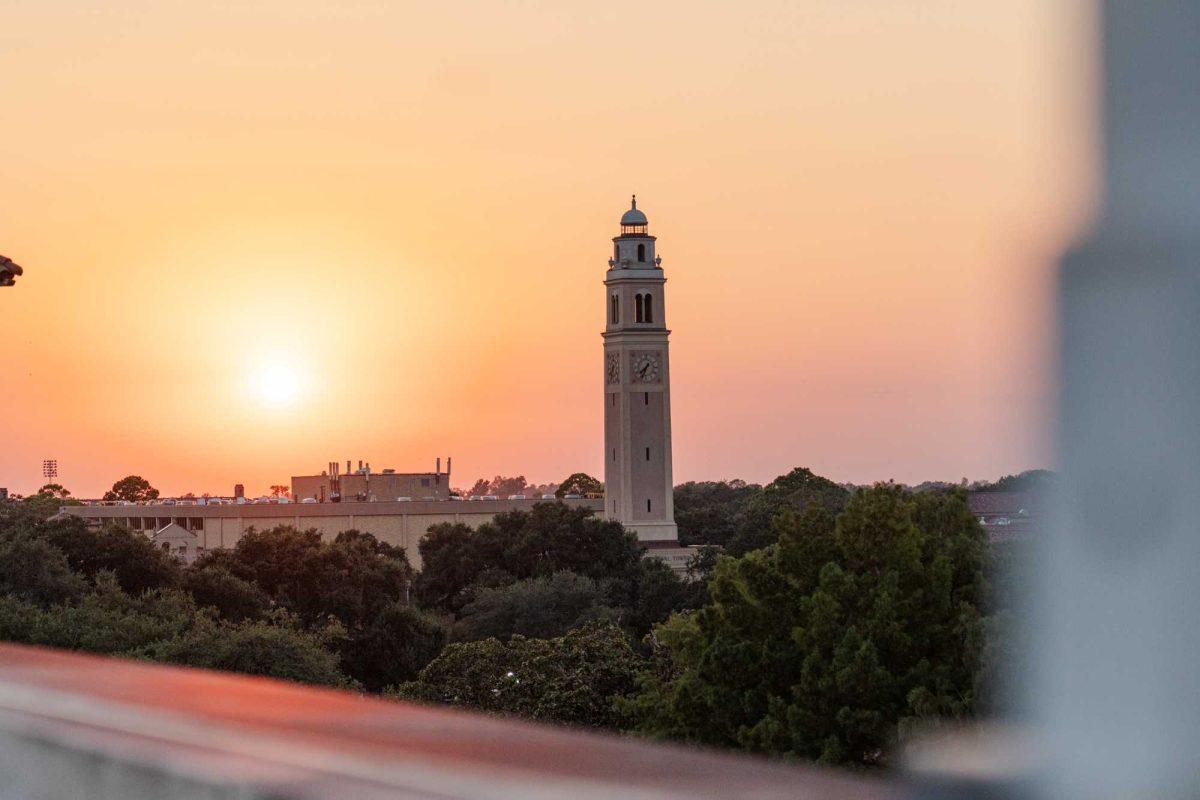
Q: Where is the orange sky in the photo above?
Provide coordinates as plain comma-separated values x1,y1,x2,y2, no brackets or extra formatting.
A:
0,1,1095,497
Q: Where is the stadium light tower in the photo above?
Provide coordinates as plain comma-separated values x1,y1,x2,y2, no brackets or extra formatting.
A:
0,255,22,287
42,460,58,481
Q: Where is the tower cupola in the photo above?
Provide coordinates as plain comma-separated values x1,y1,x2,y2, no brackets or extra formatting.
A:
612,195,658,269
620,195,648,234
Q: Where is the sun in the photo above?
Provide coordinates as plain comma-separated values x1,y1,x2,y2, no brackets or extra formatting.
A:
258,363,299,405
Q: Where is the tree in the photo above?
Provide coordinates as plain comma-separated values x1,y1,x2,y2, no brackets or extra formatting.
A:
136,612,351,688
198,525,411,629
555,473,603,498
488,475,529,497
102,475,160,503
397,622,646,729
414,503,643,615
673,480,761,547
454,572,616,642
467,478,490,497
45,521,181,595
624,485,986,766
20,491,82,522
971,469,1056,493
0,526,87,605
269,485,289,498
414,523,485,613
607,558,707,639
36,483,71,499
182,566,269,622
724,467,850,556
340,602,447,691
24,575,197,655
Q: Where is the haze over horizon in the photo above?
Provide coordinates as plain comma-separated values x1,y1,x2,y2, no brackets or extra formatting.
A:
0,1,1093,497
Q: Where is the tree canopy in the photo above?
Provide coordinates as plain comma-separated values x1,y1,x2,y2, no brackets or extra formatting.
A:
102,475,160,503
397,622,646,729
673,480,761,547
454,571,617,642
555,472,603,498
724,467,851,556
625,486,987,766
414,503,643,614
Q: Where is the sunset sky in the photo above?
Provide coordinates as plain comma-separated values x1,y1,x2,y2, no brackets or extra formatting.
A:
1,1,1094,497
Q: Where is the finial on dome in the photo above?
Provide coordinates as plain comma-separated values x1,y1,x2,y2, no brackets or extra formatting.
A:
620,195,648,229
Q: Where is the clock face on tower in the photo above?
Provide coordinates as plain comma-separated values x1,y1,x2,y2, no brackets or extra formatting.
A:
630,352,661,384
605,353,620,384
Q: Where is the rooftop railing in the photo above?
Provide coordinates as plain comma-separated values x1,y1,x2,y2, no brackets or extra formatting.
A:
0,643,898,800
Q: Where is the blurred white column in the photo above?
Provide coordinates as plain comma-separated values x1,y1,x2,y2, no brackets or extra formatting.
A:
1032,2,1200,797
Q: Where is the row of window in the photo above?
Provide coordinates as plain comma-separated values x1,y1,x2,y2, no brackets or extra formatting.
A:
609,294,655,324
92,517,204,532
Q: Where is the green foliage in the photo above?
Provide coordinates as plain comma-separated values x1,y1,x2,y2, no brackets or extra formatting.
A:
454,572,617,642
340,602,447,691
673,480,761,546
971,469,1056,493
45,521,181,594
136,612,352,688
554,472,603,498
397,622,646,729
414,503,643,614
606,558,708,639
19,575,197,654
0,525,88,605
102,475,160,503
21,491,82,519
197,525,411,628
724,467,850,556
625,485,986,766
182,566,270,622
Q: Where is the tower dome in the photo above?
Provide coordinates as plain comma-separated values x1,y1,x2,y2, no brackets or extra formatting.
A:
620,195,648,233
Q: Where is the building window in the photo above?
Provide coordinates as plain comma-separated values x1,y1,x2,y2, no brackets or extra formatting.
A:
637,243,645,262
612,448,616,461
610,294,619,323
644,295,653,323
647,499,652,512
644,392,649,405
635,293,644,323
645,446,650,461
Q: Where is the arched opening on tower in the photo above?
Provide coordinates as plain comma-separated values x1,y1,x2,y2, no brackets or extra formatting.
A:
637,243,645,262
611,295,619,323
644,295,654,323
635,294,644,323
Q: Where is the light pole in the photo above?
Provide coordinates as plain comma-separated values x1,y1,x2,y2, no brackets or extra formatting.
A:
0,255,22,287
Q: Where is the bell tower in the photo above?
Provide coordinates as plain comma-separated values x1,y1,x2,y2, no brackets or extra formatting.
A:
603,196,677,542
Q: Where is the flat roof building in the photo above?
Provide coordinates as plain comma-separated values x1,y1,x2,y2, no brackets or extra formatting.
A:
61,498,604,571
291,458,451,503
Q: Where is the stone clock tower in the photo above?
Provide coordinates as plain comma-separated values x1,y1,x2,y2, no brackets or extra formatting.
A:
603,197,678,543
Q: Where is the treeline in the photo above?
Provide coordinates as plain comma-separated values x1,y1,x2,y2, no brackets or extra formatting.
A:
0,466,1013,768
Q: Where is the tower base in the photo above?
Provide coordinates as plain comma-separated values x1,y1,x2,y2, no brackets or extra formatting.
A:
624,521,678,543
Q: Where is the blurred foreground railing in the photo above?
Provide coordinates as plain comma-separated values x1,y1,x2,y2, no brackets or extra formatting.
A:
0,643,899,800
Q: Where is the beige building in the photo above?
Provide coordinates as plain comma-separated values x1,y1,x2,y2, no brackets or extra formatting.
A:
291,458,452,502
61,498,603,570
